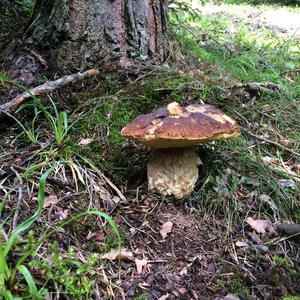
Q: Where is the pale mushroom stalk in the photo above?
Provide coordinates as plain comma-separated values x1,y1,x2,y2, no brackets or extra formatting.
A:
148,147,202,198
121,101,240,199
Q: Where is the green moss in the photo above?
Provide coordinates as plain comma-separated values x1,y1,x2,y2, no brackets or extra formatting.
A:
229,278,250,295
134,293,148,300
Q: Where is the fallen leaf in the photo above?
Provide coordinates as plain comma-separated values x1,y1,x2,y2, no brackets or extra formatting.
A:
160,221,173,239
259,194,278,211
261,156,276,164
179,267,188,276
43,194,59,208
101,248,134,262
235,240,249,247
86,231,105,241
56,209,69,220
135,258,148,274
158,294,170,300
112,196,121,204
246,217,276,234
224,295,240,300
247,231,263,244
78,138,93,145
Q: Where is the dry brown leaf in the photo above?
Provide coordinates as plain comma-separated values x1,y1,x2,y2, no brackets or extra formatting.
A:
179,267,188,276
235,241,249,247
158,294,170,300
291,162,300,173
56,209,69,220
43,194,59,208
101,248,134,262
160,221,173,239
259,194,278,211
246,217,276,234
78,138,93,145
135,258,148,274
261,156,276,164
247,231,263,244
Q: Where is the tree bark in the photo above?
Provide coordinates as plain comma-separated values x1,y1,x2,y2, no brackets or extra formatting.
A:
25,0,168,72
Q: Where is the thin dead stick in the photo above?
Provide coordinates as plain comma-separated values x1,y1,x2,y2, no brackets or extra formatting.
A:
100,172,127,203
228,82,282,92
0,68,99,113
243,127,300,157
11,166,23,230
280,68,300,76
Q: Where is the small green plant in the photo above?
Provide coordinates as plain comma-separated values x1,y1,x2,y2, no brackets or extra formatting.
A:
0,109,40,143
0,169,52,299
134,292,148,300
34,96,71,146
30,244,98,299
273,255,290,268
0,78,74,146
283,296,300,300
0,169,121,298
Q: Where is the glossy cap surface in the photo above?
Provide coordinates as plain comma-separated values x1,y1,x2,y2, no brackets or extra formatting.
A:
121,102,240,148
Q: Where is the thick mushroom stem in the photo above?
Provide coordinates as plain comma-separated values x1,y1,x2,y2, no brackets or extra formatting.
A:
147,147,202,199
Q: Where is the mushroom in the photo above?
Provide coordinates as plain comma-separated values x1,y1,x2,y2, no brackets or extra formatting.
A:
121,102,240,198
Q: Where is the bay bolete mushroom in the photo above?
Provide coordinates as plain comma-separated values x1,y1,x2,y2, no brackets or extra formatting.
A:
121,102,240,198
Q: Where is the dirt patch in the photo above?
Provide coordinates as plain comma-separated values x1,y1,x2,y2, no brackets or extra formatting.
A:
106,199,300,299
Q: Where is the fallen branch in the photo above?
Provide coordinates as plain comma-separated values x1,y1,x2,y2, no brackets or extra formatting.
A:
0,68,99,113
229,82,282,92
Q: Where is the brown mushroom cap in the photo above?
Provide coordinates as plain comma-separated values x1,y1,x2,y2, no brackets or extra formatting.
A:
121,102,240,148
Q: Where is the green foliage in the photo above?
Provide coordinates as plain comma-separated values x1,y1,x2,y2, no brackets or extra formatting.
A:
133,292,148,300
34,96,71,146
30,244,98,299
0,79,73,146
0,168,121,298
283,296,300,300
171,9,300,83
0,170,52,299
229,278,250,295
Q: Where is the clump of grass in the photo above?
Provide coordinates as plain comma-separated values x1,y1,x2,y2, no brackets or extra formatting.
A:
0,169,121,298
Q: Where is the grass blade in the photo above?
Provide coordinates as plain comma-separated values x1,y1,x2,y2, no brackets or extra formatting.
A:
4,169,52,256
17,265,39,298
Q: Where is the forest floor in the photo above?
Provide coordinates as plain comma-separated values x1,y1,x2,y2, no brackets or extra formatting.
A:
199,2,300,38
1,1,300,300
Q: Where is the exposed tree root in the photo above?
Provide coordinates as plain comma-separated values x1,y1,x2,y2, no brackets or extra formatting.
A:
0,68,99,113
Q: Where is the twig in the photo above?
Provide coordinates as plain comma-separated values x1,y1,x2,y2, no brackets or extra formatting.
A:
280,68,300,76
99,172,127,203
11,166,23,230
0,69,99,113
228,82,282,92
243,127,300,157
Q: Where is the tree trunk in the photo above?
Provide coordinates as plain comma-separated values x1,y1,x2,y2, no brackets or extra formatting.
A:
25,0,168,72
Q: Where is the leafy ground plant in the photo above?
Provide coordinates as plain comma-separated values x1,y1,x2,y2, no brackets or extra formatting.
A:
0,156,121,298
